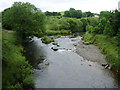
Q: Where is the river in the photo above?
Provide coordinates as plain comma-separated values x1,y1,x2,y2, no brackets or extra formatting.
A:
25,36,119,88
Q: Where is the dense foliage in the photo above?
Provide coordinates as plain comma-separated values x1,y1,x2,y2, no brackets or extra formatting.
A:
2,2,46,38
45,8,95,19
64,8,82,18
83,10,120,71
82,11,94,17
41,36,54,44
2,30,34,88
86,10,120,37
2,1,120,88
46,16,84,35
45,11,61,16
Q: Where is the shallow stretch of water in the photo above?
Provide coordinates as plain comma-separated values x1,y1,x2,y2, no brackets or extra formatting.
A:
26,36,118,88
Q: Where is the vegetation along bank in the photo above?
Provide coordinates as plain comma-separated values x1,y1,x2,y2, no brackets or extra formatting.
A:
1,1,120,88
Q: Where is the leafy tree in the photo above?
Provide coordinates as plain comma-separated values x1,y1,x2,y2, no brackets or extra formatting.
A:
59,17,70,30
87,17,99,27
111,10,120,36
67,18,83,33
80,18,88,32
92,17,106,34
100,11,112,20
69,8,75,11
84,11,94,17
86,25,93,33
2,2,46,38
82,12,87,17
2,8,13,30
45,11,61,16
103,20,113,36
64,8,82,18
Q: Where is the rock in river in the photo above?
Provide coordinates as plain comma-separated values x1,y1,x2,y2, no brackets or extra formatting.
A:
51,45,58,51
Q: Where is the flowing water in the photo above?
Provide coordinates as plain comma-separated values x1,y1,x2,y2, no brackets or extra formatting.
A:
26,36,119,88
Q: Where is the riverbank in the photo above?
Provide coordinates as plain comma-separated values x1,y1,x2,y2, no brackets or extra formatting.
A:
2,30,34,88
28,36,118,88
75,34,120,86
82,32,119,72
75,41,107,64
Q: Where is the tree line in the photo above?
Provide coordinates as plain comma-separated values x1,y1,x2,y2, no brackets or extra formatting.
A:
2,3,120,38
2,1,120,88
45,8,94,18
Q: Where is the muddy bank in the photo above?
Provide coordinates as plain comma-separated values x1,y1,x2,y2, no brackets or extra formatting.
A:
75,41,107,64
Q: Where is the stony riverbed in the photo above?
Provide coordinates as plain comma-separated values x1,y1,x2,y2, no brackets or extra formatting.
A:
25,36,119,88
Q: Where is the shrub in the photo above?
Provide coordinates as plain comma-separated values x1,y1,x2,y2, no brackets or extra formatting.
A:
41,36,54,44
57,35,61,38
23,76,34,88
2,30,34,88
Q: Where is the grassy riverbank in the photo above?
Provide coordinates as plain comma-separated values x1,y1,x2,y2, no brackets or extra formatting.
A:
83,32,120,72
2,30,34,88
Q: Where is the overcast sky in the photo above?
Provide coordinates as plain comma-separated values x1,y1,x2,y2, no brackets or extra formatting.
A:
0,0,119,13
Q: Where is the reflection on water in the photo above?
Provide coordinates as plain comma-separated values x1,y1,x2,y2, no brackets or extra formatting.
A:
25,36,119,88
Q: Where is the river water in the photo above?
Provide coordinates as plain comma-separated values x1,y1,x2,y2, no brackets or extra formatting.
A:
26,36,119,88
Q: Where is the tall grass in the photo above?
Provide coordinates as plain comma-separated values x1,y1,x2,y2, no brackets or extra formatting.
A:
46,30,71,36
83,32,120,71
2,30,34,88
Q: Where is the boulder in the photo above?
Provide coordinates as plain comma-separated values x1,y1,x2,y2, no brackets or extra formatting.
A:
51,45,58,51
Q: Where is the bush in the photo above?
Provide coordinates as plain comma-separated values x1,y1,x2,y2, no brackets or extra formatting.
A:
57,35,61,38
41,36,54,44
23,76,34,88
52,42,59,46
83,32,95,44
83,32,120,71
46,30,70,36
2,30,34,88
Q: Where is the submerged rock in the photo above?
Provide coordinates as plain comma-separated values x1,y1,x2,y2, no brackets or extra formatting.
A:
51,45,58,51
73,43,78,46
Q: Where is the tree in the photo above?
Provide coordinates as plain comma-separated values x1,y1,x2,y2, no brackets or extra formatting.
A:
86,25,93,33
2,2,46,38
64,8,82,18
64,11,70,17
92,17,106,34
2,8,13,30
67,18,83,33
45,11,61,16
82,12,87,17
87,17,99,27
69,8,76,11
80,18,88,32
85,11,94,17
100,11,112,20
59,17,70,30
103,20,113,36
111,10,120,36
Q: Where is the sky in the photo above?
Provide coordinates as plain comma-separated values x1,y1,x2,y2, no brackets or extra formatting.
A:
0,0,119,13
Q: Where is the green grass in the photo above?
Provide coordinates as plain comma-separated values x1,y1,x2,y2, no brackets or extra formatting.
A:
83,32,120,71
83,32,95,44
94,35,119,70
41,36,54,44
60,12,64,16
46,30,71,36
57,34,61,38
52,42,59,47
2,30,34,88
